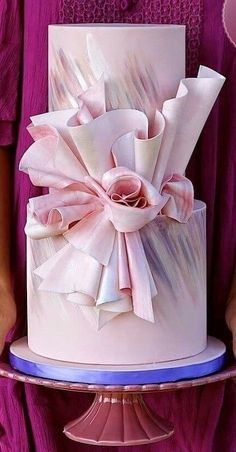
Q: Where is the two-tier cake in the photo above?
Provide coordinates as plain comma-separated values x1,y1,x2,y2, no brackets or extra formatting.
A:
11,25,226,377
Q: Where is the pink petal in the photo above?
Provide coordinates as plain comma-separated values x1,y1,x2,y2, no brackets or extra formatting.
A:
20,133,87,189
125,231,155,323
161,174,194,223
117,232,131,294
64,209,116,266
78,76,106,119
68,109,148,182
96,234,132,313
34,242,102,299
29,190,100,229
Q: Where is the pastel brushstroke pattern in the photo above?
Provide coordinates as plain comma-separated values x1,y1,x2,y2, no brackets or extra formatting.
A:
48,25,186,118
141,204,206,305
49,48,95,110
49,44,160,120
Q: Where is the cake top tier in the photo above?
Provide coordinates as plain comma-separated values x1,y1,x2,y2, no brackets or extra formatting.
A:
49,24,185,116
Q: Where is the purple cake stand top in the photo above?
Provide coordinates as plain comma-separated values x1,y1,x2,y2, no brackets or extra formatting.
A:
1,361,236,393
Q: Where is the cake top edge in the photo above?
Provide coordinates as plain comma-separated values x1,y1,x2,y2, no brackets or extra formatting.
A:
49,24,186,29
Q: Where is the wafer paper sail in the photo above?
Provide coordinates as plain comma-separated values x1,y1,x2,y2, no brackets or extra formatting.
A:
20,65,225,328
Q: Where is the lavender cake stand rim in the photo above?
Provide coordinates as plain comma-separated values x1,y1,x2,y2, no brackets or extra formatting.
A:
8,335,226,387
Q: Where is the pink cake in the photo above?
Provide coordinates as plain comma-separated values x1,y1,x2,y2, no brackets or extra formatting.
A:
20,25,225,365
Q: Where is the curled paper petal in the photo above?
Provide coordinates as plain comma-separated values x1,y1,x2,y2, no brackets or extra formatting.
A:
117,232,131,294
30,109,84,161
106,175,142,203
110,193,147,208
85,170,166,233
152,66,225,188
161,174,194,223
29,190,99,229
76,101,93,124
111,110,165,183
102,167,160,205
35,242,102,299
78,76,106,119
96,235,132,313
165,66,225,177
134,110,165,182
25,206,68,239
112,132,136,172
152,91,186,191
20,132,87,189
27,123,58,142
64,210,116,266
68,109,148,182
125,231,156,323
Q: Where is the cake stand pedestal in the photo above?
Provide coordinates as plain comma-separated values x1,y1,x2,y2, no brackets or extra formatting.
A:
0,336,232,446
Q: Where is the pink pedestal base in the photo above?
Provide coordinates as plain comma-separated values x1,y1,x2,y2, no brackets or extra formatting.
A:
64,393,174,445
8,336,226,445
1,360,236,446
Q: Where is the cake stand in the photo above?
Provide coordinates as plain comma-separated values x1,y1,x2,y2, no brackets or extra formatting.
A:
0,336,232,446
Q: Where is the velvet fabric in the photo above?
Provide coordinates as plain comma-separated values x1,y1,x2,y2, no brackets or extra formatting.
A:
0,1,235,451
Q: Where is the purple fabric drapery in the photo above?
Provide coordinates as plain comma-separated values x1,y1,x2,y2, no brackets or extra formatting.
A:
0,1,235,451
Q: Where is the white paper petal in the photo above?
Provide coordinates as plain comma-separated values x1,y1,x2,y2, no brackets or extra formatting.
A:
35,242,102,299
165,66,225,177
78,76,106,118
152,66,225,189
96,234,133,313
134,110,165,182
112,131,136,171
68,109,148,182
152,89,188,190
125,231,155,323
30,109,83,161
64,210,116,266
20,131,87,189
25,205,68,239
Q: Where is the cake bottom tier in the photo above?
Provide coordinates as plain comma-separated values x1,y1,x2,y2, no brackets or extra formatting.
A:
27,201,206,365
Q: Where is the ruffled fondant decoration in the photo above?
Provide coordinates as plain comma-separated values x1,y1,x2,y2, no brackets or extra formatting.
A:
20,67,225,328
